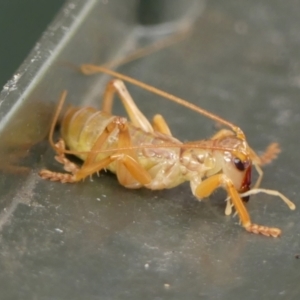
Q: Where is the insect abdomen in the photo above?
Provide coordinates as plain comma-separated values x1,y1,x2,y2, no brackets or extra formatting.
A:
61,106,115,161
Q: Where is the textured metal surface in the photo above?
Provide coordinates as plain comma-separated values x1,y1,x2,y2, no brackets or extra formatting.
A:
0,0,63,88
0,0,300,299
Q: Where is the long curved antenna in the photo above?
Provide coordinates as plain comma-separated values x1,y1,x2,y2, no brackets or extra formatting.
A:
48,90,68,151
103,26,191,69
57,142,238,157
80,64,245,140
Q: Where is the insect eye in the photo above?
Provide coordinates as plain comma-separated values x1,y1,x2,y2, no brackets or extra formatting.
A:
233,157,246,171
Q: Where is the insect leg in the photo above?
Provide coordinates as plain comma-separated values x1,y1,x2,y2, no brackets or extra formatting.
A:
40,114,152,185
81,65,245,139
152,114,172,136
39,111,115,182
114,117,152,187
210,129,248,213
74,117,152,186
102,79,154,133
103,79,173,136
53,139,79,174
70,152,152,186
39,138,80,183
194,174,282,237
40,112,120,182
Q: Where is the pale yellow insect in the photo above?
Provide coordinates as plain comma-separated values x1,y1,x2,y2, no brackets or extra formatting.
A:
39,62,295,237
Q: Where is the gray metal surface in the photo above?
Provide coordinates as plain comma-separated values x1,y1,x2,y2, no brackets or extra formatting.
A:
0,0,299,299
0,0,63,88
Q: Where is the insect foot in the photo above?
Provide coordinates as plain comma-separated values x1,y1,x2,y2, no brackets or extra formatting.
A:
245,223,281,237
39,169,75,183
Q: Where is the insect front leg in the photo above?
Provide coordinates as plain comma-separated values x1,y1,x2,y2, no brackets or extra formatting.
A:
193,174,282,237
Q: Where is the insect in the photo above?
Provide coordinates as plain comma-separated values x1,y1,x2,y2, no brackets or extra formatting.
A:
39,64,295,237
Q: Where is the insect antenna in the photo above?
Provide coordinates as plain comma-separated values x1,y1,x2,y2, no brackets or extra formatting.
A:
48,90,68,152
80,65,246,141
56,142,238,157
103,26,191,69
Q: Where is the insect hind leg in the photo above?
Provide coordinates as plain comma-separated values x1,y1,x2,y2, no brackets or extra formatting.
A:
103,79,174,136
40,117,152,187
102,79,154,133
74,117,152,187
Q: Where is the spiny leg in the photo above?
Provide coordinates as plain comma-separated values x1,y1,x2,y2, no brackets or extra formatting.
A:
39,110,114,183
74,117,152,186
39,114,119,183
79,114,152,186
194,174,282,237
40,111,128,182
114,117,152,187
102,79,153,133
41,117,152,187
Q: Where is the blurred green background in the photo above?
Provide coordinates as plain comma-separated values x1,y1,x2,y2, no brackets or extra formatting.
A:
0,0,64,88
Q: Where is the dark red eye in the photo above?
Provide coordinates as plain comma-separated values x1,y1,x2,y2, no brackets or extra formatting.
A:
241,166,252,203
233,157,246,171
